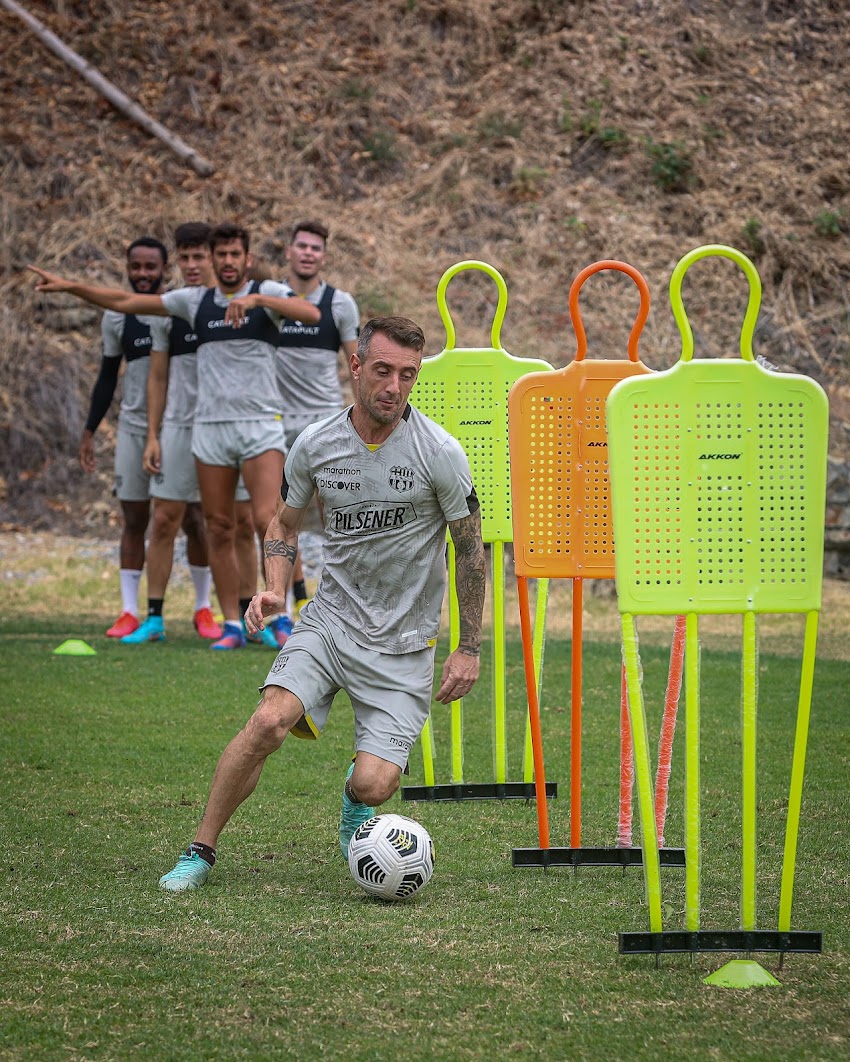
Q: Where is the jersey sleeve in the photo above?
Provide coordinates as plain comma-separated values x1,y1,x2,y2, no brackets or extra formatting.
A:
280,430,315,509
259,280,294,326
147,315,171,352
431,435,479,523
160,288,197,324
100,311,123,359
331,290,361,343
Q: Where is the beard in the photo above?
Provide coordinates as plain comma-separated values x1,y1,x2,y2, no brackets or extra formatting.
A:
129,272,164,294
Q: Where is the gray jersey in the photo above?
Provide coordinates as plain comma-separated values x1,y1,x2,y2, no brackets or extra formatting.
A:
161,317,198,429
101,310,169,435
161,280,290,424
276,281,360,420
284,405,478,654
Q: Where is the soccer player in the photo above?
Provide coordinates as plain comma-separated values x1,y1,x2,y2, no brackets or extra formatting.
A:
76,236,209,638
29,223,321,650
128,222,260,645
274,219,361,618
157,316,486,891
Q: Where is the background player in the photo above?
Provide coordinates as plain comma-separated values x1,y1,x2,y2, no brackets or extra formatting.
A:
128,223,259,644
77,236,208,638
30,224,320,650
157,316,486,890
275,219,360,617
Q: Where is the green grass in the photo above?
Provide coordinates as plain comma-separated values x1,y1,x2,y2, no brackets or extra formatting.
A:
1,616,849,1060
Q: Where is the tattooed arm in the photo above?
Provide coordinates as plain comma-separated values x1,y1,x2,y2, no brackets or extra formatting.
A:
435,508,486,705
243,498,307,633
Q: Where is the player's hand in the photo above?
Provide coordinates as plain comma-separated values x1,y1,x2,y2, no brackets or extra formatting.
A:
143,438,161,475
244,590,287,634
224,294,258,327
78,431,95,474
435,647,480,705
27,265,73,292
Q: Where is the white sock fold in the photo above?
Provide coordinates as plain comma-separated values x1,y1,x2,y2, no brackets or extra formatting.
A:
119,568,142,616
189,565,212,611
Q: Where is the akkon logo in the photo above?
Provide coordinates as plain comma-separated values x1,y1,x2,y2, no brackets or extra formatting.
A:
699,453,742,460
460,419,492,426
587,441,607,448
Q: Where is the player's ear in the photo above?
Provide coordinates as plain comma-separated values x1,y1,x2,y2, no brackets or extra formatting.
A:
350,351,362,379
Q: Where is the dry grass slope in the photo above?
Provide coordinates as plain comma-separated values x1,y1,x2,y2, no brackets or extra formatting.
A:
2,0,850,530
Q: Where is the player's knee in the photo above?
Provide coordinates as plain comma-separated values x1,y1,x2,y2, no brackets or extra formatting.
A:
181,503,206,541
352,768,401,808
152,505,181,541
205,511,235,547
245,687,303,751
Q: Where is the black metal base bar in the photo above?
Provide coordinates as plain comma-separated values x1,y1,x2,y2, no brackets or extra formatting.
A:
511,846,686,868
619,930,822,955
401,781,557,802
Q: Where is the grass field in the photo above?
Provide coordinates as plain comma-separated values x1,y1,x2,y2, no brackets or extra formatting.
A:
1,542,849,1060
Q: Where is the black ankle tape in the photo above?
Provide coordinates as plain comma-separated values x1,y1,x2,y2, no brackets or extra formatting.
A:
344,779,363,805
188,842,217,866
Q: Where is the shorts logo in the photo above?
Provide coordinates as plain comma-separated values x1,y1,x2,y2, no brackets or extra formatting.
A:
270,654,288,674
389,466,415,493
389,736,412,751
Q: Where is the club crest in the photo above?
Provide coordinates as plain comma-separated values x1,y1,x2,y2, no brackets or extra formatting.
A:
388,465,415,493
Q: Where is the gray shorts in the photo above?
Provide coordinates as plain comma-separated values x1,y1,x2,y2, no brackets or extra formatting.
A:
150,423,200,502
284,409,342,450
192,418,286,468
261,607,435,769
114,426,150,502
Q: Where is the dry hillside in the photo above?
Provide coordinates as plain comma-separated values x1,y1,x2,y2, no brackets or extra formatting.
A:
1,0,849,531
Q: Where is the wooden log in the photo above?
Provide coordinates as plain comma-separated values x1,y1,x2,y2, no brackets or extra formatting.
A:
1,0,215,177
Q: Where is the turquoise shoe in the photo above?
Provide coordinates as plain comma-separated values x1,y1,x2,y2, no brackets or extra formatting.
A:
339,761,375,860
159,850,211,891
121,616,165,644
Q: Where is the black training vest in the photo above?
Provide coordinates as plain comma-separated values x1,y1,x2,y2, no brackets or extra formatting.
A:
168,317,199,357
120,314,154,362
194,281,281,347
277,284,340,351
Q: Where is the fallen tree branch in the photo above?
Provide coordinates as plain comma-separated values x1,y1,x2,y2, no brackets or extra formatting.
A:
1,0,215,177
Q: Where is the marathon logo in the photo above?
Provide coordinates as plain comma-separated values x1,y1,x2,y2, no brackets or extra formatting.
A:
333,501,416,536
699,453,742,460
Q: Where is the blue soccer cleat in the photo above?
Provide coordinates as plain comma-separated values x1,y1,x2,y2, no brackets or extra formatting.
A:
339,761,375,860
121,616,165,644
159,850,211,891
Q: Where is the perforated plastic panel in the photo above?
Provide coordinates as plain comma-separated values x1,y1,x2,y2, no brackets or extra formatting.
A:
509,361,651,577
607,361,829,614
414,353,552,542
509,260,652,578
412,261,552,544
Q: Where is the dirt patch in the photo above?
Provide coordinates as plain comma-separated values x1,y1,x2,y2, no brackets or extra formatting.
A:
2,1,850,529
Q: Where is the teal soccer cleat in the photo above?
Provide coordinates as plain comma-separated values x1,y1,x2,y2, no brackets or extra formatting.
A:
121,616,165,644
339,761,375,860
159,850,211,891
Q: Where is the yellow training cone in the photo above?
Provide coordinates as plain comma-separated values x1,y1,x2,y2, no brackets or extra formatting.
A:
53,639,97,656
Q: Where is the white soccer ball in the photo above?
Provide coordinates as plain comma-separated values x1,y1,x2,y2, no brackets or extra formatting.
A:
347,813,435,901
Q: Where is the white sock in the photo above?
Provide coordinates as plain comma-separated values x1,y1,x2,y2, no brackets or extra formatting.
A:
119,569,142,616
189,565,212,611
